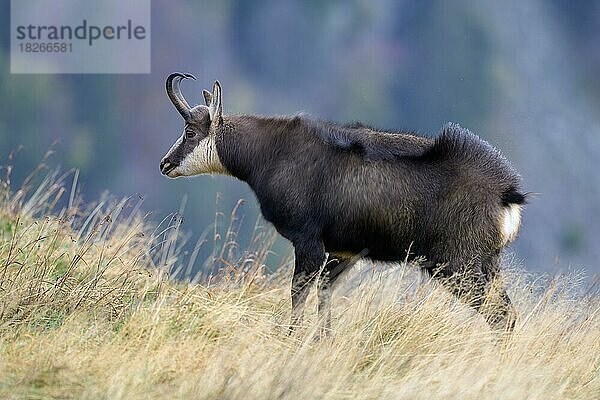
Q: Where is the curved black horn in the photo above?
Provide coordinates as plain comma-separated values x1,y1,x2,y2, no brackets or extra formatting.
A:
166,72,196,120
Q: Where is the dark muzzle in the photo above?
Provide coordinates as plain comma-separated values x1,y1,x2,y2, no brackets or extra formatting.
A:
160,158,178,175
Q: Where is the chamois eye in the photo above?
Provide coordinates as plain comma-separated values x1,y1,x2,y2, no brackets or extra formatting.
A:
185,130,196,139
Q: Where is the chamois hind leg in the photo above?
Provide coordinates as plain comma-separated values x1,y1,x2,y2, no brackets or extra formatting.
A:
478,254,517,332
430,255,516,332
317,254,351,335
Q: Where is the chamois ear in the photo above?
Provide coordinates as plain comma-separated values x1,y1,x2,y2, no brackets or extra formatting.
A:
208,81,222,126
202,90,212,106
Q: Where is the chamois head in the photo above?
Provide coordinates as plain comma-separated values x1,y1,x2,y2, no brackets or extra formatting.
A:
160,73,228,178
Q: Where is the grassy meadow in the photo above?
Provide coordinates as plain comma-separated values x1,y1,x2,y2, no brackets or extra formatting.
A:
0,160,599,399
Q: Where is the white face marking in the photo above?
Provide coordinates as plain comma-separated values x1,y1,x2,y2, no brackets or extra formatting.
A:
499,204,522,244
165,134,229,178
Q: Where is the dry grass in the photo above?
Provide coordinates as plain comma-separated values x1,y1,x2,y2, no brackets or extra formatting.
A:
0,158,599,399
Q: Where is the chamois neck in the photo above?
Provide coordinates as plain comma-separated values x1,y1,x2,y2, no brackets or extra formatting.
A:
215,114,305,183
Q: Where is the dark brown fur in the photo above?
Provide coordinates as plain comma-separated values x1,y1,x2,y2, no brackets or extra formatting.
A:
160,76,525,333
213,115,524,331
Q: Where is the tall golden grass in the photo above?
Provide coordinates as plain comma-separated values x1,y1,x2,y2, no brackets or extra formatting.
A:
0,156,598,399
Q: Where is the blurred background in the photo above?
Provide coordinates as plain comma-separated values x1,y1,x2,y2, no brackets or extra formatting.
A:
1,0,599,276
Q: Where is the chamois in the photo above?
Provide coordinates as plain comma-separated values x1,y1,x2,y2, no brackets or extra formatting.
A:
160,73,526,332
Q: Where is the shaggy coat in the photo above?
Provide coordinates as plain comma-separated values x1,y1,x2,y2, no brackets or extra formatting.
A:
161,76,526,332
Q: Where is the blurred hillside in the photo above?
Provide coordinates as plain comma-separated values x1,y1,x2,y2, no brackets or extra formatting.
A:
1,0,599,274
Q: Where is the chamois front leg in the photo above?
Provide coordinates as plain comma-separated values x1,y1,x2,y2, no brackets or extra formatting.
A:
317,255,351,335
290,241,326,332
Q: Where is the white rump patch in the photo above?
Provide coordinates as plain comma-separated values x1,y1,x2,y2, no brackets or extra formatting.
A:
499,204,522,244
